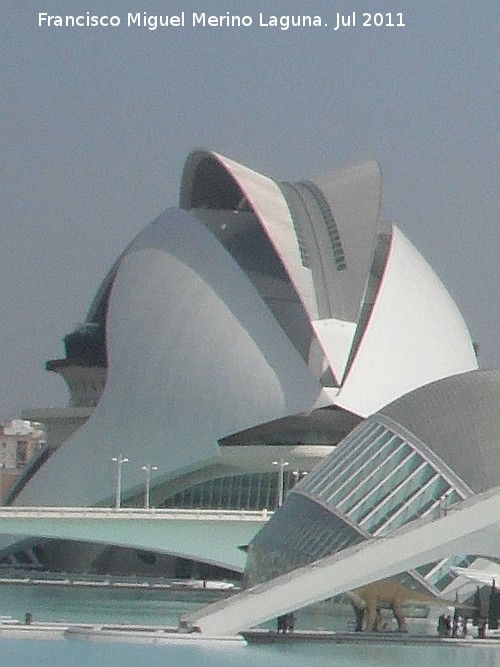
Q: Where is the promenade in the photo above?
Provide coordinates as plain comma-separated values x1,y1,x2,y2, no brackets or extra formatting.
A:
2,618,500,649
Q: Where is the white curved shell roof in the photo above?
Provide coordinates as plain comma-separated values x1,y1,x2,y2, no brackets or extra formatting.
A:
14,149,478,507
334,225,478,416
16,209,328,506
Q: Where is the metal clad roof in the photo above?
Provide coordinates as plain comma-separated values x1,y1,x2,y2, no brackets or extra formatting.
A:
381,369,500,493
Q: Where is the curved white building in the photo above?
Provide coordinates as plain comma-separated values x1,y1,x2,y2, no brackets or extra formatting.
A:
2,150,477,577
242,368,500,632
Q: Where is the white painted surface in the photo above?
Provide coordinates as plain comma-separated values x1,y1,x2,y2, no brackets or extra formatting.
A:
182,484,500,635
336,226,478,416
14,210,325,508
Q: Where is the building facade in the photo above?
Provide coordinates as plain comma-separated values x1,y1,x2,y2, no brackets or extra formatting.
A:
0,150,478,578
246,368,500,625
0,419,46,502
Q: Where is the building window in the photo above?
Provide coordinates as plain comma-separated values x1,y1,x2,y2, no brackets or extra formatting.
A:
16,441,28,467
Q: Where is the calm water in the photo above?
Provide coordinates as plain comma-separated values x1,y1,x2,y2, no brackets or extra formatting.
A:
2,584,500,667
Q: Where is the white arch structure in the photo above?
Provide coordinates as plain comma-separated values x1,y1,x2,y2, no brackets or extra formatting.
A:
181,484,500,635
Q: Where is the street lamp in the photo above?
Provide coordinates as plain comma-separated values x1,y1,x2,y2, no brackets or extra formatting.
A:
292,470,308,486
111,454,129,509
272,459,289,508
141,464,158,509
0,463,5,506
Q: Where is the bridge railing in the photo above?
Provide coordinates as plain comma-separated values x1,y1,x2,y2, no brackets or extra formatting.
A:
0,506,273,521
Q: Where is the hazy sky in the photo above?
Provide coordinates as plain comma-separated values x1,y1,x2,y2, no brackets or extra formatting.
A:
1,1,499,420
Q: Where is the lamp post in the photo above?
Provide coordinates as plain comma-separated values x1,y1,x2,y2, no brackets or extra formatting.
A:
111,454,129,509
292,470,308,487
141,464,158,509
272,459,289,508
0,462,4,506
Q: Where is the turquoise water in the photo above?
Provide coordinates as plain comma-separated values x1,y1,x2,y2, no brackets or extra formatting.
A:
0,583,344,630
4,636,500,667
2,585,500,667
0,583,206,626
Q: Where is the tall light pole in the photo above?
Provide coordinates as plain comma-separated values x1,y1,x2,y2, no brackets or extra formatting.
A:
292,470,308,487
0,463,4,506
272,459,289,508
141,464,158,509
112,454,129,509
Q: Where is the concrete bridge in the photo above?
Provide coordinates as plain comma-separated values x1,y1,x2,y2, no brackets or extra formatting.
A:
0,507,270,572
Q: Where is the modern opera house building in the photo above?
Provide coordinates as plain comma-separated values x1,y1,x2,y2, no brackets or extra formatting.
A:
2,149,477,577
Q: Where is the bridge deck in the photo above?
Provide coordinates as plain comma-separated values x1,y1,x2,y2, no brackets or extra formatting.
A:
0,507,270,572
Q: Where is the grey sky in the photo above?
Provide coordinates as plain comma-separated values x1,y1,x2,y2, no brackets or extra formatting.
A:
1,1,499,420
